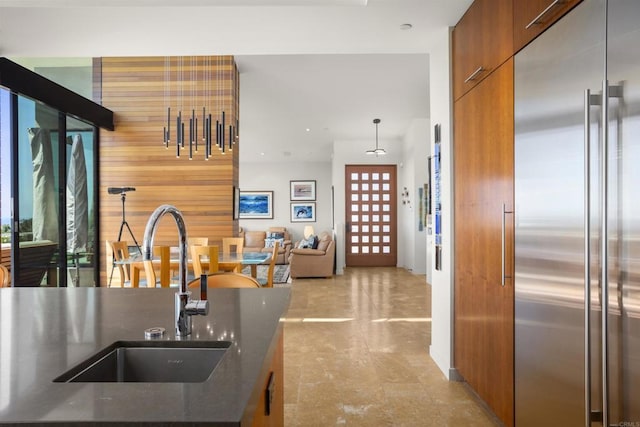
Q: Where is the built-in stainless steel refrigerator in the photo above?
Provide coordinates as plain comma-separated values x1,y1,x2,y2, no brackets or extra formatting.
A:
515,0,640,426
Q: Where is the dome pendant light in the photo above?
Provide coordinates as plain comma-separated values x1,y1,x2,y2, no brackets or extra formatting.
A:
366,118,386,156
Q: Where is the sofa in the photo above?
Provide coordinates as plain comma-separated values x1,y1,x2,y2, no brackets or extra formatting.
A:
288,231,335,279
239,227,292,265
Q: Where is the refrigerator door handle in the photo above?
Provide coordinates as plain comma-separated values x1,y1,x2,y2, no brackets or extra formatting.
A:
584,88,601,426
501,203,513,287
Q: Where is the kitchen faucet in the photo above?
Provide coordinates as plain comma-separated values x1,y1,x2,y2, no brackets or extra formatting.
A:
142,204,208,337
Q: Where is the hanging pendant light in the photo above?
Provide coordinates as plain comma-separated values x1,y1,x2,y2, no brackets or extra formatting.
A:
366,118,386,156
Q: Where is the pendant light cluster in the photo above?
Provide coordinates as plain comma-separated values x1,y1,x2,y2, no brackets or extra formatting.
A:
162,56,239,160
366,118,386,156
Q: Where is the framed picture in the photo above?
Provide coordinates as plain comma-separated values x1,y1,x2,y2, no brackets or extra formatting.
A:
290,180,316,201
233,186,240,220
291,202,316,222
239,191,273,219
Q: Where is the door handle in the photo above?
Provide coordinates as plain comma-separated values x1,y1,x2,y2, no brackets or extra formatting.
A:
501,203,513,287
525,0,565,29
464,66,485,84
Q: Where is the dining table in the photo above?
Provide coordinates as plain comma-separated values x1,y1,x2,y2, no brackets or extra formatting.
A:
115,251,271,288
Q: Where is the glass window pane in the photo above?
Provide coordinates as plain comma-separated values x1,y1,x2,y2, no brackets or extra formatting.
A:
372,173,380,180
372,246,380,253
383,246,391,253
362,246,370,254
372,205,380,212
383,225,390,233
362,172,369,180
362,183,369,191
372,183,379,191
383,183,390,191
362,205,369,212
352,194,359,201
351,204,359,212
352,215,359,222
383,235,390,243
362,215,369,222
362,225,369,233
351,183,359,191
352,225,359,233
362,236,369,243
373,236,380,243
352,246,359,254
383,215,390,222
383,204,390,212
383,194,390,201
383,173,390,180
372,225,380,233
372,194,380,201
373,215,380,222
351,172,359,180
351,236,359,243
362,194,369,201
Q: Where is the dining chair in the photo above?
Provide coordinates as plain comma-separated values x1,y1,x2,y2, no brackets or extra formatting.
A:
188,237,209,247
219,237,245,272
142,245,171,288
257,241,279,288
0,264,9,287
191,245,219,277
187,272,260,289
109,240,131,287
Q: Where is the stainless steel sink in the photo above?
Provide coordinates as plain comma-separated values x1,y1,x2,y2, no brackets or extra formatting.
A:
54,340,231,383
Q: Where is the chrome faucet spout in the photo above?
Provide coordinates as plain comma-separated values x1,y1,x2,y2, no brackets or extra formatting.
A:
142,204,208,336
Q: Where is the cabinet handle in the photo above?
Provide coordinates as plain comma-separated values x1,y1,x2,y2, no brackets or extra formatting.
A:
463,66,485,83
501,203,513,287
525,0,565,29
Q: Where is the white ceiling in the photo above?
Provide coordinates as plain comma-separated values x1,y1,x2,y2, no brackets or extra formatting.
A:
0,0,471,162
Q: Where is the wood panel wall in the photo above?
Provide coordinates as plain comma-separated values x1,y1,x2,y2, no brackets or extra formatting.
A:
98,56,240,286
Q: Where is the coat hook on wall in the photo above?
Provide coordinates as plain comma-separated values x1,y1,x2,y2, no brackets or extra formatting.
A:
402,187,411,206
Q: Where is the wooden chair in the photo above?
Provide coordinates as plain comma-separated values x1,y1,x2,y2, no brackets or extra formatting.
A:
219,237,244,272
187,272,260,289
142,245,171,288
257,241,279,288
109,241,131,287
188,237,209,247
191,245,219,277
0,264,9,287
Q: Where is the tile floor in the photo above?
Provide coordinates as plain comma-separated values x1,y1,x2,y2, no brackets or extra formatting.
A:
282,267,500,426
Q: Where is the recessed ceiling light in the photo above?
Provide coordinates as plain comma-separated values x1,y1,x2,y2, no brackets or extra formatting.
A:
306,128,311,132
260,152,265,156
400,23,413,30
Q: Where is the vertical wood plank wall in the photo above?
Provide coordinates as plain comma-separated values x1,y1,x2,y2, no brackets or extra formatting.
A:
98,56,239,286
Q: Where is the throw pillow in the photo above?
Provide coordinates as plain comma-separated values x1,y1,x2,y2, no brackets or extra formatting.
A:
267,232,285,239
265,238,284,248
311,235,319,249
297,236,315,249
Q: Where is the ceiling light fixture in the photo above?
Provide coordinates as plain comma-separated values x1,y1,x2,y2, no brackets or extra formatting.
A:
366,118,386,156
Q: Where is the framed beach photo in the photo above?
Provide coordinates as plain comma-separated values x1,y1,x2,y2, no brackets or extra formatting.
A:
239,191,273,219
290,180,316,201
291,202,316,222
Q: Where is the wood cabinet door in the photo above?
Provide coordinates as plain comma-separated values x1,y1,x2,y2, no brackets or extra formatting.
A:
513,0,583,53
454,58,514,427
453,0,513,101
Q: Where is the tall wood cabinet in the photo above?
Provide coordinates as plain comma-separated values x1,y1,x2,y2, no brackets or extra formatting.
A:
454,58,514,427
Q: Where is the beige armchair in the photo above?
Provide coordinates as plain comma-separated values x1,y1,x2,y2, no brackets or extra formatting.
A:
239,227,292,264
288,231,335,279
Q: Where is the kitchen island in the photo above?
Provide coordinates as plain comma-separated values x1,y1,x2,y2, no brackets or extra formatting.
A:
0,287,290,426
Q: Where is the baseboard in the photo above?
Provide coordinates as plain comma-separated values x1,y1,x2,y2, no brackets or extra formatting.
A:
449,367,463,382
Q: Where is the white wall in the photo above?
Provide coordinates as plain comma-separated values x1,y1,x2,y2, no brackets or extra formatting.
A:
400,118,430,274
428,27,455,380
239,160,333,243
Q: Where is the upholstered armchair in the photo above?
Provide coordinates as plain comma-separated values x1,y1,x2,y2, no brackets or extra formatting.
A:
239,227,292,265
288,231,335,279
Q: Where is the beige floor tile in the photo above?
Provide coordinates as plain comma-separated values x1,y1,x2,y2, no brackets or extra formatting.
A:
283,267,500,427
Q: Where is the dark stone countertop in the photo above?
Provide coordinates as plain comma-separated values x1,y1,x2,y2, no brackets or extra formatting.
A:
0,287,290,426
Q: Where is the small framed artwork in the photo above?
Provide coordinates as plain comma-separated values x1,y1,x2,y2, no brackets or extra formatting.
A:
290,180,316,201
239,191,274,219
291,202,316,222
233,186,240,220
